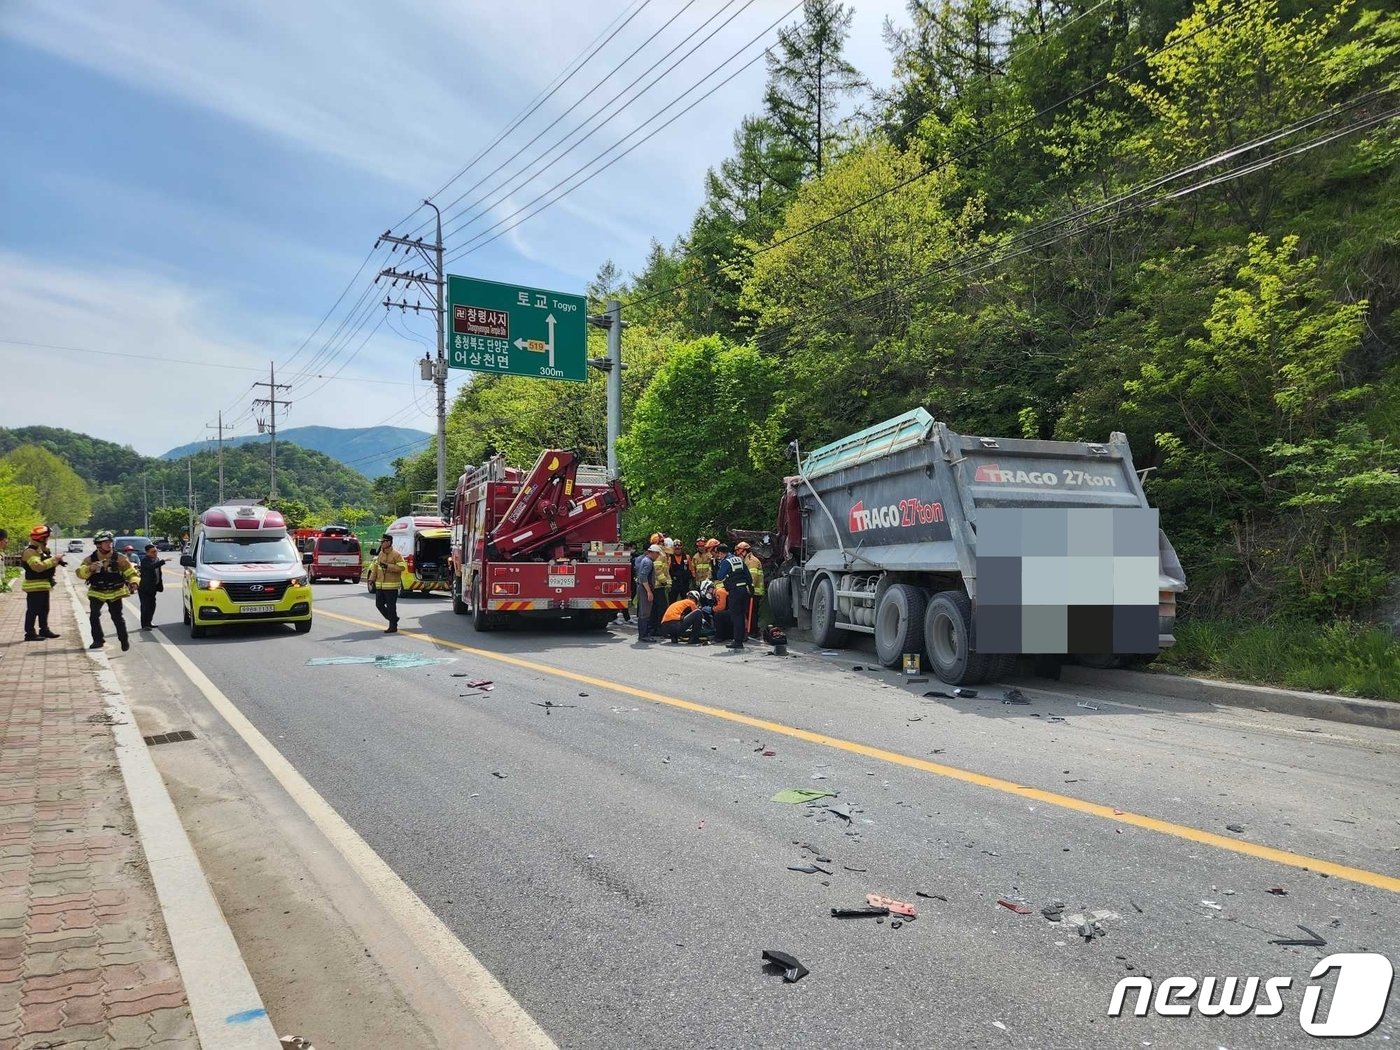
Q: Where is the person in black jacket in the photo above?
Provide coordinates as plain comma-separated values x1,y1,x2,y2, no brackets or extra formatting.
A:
137,543,166,631
711,542,752,651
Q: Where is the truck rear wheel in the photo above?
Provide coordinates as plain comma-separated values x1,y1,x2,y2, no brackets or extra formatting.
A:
810,577,848,649
470,578,492,632
768,576,797,628
875,584,927,668
451,574,469,615
924,591,992,685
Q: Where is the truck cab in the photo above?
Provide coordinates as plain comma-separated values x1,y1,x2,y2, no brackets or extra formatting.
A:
181,504,312,638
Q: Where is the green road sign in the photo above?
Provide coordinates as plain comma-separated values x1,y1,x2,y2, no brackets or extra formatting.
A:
446,275,587,383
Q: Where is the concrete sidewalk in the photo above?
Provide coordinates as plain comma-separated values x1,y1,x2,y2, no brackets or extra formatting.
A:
0,577,273,1050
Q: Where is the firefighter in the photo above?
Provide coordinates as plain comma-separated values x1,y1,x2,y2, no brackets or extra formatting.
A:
668,541,692,605
711,541,752,651
368,534,406,633
660,590,706,645
651,539,672,640
20,525,65,641
77,531,137,650
690,537,713,587
737,541,765,638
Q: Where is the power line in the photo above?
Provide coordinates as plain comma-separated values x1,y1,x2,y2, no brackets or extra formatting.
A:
400,0,655,237
445,0,804,264
753,96,1398,351
621,0,1259,313
439,0,756,246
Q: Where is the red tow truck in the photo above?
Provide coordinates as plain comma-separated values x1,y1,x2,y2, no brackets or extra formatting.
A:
447,449,632,630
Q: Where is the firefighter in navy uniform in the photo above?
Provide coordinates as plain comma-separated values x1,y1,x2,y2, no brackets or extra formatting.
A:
21,525,65,641
711,542,752,651
77,531,138,650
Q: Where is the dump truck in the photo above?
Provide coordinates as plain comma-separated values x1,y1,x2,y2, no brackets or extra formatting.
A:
446,449,632,630
765,409,1187,684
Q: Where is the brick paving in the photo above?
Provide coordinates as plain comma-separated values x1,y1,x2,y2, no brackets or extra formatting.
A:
0,583,198,1049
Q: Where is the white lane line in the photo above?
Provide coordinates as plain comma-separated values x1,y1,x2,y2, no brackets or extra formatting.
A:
62,577,281,1050
148,631,558,1050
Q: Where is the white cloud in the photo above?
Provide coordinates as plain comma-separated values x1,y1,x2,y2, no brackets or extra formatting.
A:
0,250,435,456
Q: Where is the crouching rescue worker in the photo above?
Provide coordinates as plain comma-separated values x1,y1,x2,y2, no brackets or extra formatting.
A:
660,590,706,645
21,525,65,641
369,533,405,633
77,531,137,650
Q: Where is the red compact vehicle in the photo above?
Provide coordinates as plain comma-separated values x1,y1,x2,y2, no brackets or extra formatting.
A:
307,525,362,583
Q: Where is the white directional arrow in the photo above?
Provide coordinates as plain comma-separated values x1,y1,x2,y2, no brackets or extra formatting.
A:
544,313,556,369
514,338,530,352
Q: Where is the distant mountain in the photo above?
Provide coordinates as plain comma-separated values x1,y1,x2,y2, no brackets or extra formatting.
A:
162,425,430,480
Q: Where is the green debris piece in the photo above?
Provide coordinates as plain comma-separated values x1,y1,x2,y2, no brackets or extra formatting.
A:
305,655,454,669
771,788,837,805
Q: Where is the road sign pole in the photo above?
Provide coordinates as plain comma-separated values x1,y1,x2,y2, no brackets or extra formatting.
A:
607,298,622,481
429,201,447,509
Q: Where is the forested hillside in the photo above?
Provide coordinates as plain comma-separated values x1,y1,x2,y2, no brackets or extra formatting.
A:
385,0,1399,628
0,426,377,533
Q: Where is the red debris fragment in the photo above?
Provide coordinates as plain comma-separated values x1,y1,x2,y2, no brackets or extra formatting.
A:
997,899,1033,914
762,750,776,757
867,894,917,918
1266,887,1288,896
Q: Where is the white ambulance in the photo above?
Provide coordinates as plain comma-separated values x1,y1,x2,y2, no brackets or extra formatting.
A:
181,504,313,638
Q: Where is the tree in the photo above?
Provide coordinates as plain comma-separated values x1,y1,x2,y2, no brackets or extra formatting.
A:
587,259,624,314
267,498,312,530
764,0,868,180
149,506,190,540
0,461,42,541
0,444,92,528
617,338,783,543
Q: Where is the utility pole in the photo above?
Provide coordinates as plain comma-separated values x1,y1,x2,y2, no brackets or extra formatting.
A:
586,298,624,480
205,410,226,503
376,200,446,507
186,458,195,536
252,362,291,501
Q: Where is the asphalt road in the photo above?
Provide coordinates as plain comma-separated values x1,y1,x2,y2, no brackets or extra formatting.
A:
131,573,1399,1048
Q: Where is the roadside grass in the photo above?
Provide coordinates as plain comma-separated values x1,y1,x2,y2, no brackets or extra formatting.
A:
1156,617,1400,702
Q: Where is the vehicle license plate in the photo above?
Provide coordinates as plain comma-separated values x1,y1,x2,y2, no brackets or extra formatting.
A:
240,604,276,614
547,574,575,588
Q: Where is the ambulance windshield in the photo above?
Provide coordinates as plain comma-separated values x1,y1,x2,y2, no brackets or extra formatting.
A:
201,536,299,565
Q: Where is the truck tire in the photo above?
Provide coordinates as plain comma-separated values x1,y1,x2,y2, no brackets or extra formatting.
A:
990,653,1019,680
924,591,992,685
470,577,492,632
874,584,927,668
810,577,848,649
294,618,312,634
767,576,797,628
451,574,469,616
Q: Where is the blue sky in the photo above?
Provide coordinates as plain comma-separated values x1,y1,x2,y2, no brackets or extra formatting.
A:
0,1,900,457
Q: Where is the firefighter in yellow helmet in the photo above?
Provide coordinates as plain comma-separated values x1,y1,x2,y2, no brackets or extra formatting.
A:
77,530,138,651
21,525,66,641
690,536,713,586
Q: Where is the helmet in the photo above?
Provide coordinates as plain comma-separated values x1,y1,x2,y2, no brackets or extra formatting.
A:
29,525,50,542
705,538,720,549
736,541,752,552
686,590,701,603
699,579,715,595
695,536,706,545
95,530,114,543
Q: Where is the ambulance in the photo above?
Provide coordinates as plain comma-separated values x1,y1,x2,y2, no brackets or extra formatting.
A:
365,515,452,594
180,504,313,638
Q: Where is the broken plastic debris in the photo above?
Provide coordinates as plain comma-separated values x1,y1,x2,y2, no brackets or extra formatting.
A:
1002,688,1028,704
952,688,978,698
1225,823,1246,833
761,949,809,983
922,690,955,699
832,906,889,918
844,866,868,873
491,771,507,779
533,701,575,713
788,864,820,874
1266,887,1288,896
867,894,916,917
1076,701,1100,711
1041,901,1066,921
915,891,948,902
997,899,1032,915
465,679,494,689
762,750,776,757
1200,900,1223,910
825,804,854,821
771,788,836,805
1270,925,1326,947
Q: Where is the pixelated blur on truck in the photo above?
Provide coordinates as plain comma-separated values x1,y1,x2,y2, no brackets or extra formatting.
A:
445,449,632,631
764,409,1187,685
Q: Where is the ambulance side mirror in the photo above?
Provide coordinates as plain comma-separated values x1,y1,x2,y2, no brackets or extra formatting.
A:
180,555,195,567
302,552,313,565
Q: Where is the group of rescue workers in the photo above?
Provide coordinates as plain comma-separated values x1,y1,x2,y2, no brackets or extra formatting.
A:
630,534,765,651
15,526,167,649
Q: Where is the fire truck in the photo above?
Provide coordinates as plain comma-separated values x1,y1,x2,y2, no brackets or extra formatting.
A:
447,449,632,630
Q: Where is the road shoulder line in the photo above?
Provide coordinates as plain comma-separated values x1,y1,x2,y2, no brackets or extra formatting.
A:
150,620,559,1050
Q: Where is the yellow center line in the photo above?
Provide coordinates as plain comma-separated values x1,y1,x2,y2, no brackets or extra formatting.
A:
317,606,1400,893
